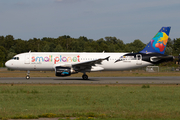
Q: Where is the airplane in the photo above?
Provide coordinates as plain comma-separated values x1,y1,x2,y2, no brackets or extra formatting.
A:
5,27,173,80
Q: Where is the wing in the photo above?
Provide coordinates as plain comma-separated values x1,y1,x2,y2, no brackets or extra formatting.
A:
72,56,110,72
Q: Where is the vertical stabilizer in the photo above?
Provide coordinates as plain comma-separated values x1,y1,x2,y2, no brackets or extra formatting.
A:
140,27,171,54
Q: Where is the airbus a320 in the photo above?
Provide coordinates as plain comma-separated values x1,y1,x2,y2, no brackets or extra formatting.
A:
5,27,173,80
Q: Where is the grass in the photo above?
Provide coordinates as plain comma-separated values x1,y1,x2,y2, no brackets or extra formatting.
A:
0,84,180,119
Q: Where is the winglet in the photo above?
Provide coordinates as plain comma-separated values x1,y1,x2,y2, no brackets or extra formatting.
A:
140,27,171,54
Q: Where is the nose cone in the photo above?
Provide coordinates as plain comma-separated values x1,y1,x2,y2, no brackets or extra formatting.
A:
5,60,11,68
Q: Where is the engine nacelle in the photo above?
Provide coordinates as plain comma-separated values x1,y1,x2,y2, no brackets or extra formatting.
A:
55,66,71,76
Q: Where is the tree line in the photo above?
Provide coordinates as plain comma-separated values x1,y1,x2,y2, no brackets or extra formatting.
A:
0,35,179,67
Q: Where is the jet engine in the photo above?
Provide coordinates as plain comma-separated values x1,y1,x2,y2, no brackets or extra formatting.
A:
55,66,77,76
55,66,71,76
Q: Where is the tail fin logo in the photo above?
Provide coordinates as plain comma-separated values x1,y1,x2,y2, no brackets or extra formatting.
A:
152,32,169,52
140,27,171,54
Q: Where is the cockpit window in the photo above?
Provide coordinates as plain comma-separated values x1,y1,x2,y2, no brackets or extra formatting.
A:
12,57,19,60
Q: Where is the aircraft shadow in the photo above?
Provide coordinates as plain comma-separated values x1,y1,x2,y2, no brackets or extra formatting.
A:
53,78,99,81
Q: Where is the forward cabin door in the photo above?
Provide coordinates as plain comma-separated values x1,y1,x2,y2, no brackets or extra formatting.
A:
24,53,30,64
136,54,142,65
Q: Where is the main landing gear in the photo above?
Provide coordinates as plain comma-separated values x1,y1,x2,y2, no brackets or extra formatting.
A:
82,74,88,80
26,70,30,80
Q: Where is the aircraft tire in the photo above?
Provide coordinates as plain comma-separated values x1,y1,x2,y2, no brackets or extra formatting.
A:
82,74,88,80
26,75,30,80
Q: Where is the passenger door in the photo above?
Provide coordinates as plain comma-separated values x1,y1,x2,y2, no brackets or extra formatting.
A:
24,54,30,64
136,54,142,65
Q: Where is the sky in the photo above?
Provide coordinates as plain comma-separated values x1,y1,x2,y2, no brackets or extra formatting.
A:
0,0,180,44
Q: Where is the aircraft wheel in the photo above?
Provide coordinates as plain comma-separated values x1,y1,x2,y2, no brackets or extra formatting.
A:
26,75,30,80
82,74,88,80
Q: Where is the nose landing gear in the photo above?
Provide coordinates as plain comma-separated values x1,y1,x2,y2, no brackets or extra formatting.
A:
26,70,30,80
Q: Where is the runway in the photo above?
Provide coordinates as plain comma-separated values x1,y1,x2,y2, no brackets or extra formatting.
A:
0,77,179,84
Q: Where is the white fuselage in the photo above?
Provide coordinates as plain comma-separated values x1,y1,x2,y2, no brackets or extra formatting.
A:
5,52,152,71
